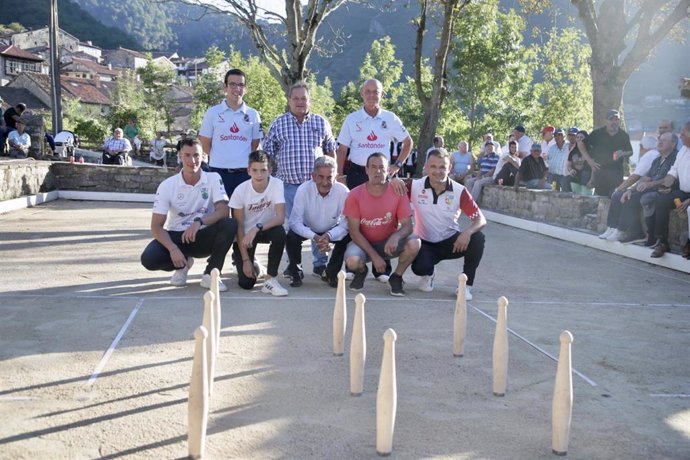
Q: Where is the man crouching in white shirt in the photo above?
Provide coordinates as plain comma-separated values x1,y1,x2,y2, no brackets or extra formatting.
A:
141,138,237,291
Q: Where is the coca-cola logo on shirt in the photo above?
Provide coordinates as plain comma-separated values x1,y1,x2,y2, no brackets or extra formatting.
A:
360,212,392,227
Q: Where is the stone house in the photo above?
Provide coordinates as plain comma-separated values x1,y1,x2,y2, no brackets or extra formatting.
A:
0,45,47,86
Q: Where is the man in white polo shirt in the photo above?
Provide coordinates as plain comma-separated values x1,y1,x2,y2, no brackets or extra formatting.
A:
141,139,237,291
199,68,263,199
336,78,412,282
336,78,413,190
410,148,486,300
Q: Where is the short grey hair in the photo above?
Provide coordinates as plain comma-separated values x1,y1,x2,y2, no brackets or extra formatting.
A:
288,81,310,98
313,155,337,172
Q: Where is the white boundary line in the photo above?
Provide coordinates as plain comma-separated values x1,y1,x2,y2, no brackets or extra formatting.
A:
58,190,155,203
0,191,59,214
649,394,690,398
469,304,598,387
85,298,144,386
484,210,690,274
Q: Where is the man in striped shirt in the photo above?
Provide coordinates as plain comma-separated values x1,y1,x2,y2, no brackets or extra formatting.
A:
264,81,337,277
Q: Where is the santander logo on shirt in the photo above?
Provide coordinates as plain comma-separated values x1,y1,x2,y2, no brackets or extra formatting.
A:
358,130,386,149
220,121,248,142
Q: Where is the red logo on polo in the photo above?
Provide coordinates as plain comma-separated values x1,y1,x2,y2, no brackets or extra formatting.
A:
367,131,378,141
230,123,240,133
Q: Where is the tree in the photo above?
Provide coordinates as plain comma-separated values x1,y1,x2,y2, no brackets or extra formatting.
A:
413,0,472,174
138,59,178,133
570,0,690,125
191,46,229,129
178,0,352,93
530,27,593,132
449,0,533,150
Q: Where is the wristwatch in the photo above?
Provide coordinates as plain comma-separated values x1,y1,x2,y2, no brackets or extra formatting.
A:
193,217,203,226
256,223,263,231
394,160,403,168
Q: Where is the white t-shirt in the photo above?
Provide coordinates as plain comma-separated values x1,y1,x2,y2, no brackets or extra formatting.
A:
492,154,521,179
516,134,533,157
669,145,690,193
199,100,263,169
337,107,409,166
410,177,481,243
229,176,285,233
632,149,660,176
152,171,229,232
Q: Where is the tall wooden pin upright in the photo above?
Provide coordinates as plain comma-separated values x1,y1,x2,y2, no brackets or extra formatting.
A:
333,271,347,356
350,293,367,396
453,274,468,357
188,326,209,460
202,291,216,397
210,268,222,353
552,330,574,456
492,296,509,396
376,328,397,456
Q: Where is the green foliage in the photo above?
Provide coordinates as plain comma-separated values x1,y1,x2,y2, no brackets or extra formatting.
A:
107,69,150,136
74,119,108,146
138,60,177,133
449,0,534,150
529,27,593,132
62,96,107,145
0,22,25,34
0,0,139,50
305,75,337,122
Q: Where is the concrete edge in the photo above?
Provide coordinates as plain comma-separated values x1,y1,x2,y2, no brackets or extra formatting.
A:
484,210,690,274
57,191,155,203
0,191,59,214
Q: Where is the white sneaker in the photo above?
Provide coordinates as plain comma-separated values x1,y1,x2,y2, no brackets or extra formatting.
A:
419,274,435,292
606,229,625,241
345,271,354,281
455,285,473,301
200,274,228,292
375,274,390,283
598,227,614,239
262,277,288,297
170,257,194,286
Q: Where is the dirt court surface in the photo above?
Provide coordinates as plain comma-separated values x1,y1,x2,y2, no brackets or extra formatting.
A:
0,200,689,459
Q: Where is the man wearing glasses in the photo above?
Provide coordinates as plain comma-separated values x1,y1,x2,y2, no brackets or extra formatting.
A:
199,68,263,199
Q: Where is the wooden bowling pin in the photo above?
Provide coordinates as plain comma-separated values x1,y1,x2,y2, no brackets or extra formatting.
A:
492,296,509,396
210,268,222,354
202,291,216,397
376,328,397,456
333,271,347,356
350,293,367,396
188,326,209,459
552,330,574,456
453,274,468,357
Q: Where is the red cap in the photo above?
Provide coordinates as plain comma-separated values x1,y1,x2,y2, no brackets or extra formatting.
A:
541,125,555,134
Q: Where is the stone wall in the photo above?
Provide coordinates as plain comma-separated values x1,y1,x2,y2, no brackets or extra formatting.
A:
0,159,56,201
51,162,174,193
479,184,688,252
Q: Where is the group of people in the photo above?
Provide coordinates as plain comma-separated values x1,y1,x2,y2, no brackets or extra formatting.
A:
0,102,30,158
597,120,690,259
140,70,486,299
449,110,642,202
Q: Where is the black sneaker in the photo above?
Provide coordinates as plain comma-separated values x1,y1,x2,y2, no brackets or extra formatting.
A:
283,266,304,281
312,265,327,278
321,271,338,288
644,235,658,247
288,265,303,287
388,273,405,296
349,266,368,291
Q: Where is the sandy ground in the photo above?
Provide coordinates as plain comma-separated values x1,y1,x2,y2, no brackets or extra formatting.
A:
0,200,689,459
